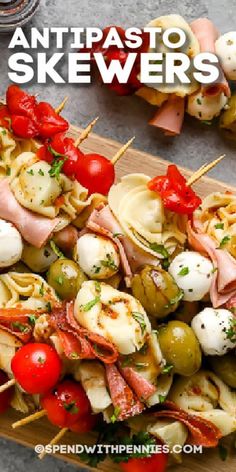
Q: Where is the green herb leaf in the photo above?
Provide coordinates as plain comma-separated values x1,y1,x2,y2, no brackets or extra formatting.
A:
82,296,100,312
27,169,34,176
101,253,118,270
149,243,169,259
28,315,37,326
39,283,44,296
162,363,173,374
226,318,236,343
38,169,45,176
178,266,189,276
12,322,29,333
46,301,52,313
215,223,224,230
132,312,147,334
50,240,65,259
219,235,231,248
55,275,64,286
201,120,212,125
6,166,11,176
159,394,166,403
63,401,79,414
110,406,121,423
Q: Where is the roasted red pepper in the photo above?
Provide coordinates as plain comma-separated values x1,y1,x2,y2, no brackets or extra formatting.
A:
37,132,84,178
4,85,69,140
0,105,11,130
36,102,69,139
148,165,202,215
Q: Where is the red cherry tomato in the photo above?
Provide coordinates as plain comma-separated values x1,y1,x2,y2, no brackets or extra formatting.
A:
36,102,69,138
11,115,38,139
11,343,62,394
76,153,115,195
70,413,98,433
0,370,14,414
120,450,168,472
41,379,91,428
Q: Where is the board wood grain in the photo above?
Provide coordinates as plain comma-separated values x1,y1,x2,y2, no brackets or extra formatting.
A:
0,125,235,472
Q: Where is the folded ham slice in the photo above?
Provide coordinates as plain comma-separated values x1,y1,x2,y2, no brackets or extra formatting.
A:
105,363,144,420
86,204,158,285
187,221,236,307
190,18,230,98
118,364,157,401
50,302,118,364
0,179,58,248
154,401,222,447
149,95,185,136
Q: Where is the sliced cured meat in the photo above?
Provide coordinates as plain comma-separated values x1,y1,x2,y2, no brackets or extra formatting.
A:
0,308,39,343
190,18,230,97
149,95,185,136
0,179,58,248
105,363,145,420
154,401,222,447
187,221,236,307
118,364,157,401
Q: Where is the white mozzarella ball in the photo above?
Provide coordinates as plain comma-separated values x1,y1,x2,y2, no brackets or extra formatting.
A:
191,308,235,356
215,32,236,80
168,251,213,301
187,91,228,121
0,219,23,268
74,280,151,354
74,233,120,279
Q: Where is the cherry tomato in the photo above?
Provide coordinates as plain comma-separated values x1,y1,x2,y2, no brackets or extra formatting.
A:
11,115,38,139
50,133,84,176
11,343,62,394
0,105,12,130
41,379,91,428
0,370,14,414
120,450,168,472
76,153,115,195
70,413,98,433
36,102,69,138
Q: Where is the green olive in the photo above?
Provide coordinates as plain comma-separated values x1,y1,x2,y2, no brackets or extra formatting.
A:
158,320,202,376
47,259,87,300
131,265,182,319
9,262,31,273
210,353,236,388
175,301,199,324
219,94,236,140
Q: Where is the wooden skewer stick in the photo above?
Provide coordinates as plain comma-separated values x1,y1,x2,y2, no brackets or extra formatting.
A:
111,136,135,166
38,427,68,460
187,154,226,187
55,96,69,114
12,409,47,429
0,378,15,393
74,117,99,147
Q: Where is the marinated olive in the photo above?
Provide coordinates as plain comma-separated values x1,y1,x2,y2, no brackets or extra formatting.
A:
219,94,236,140
103,273,122,289
158,320,202,376
9,262,31,273
175,301,199,324
210,353,236,388
47,259,87,300
131,265,182,319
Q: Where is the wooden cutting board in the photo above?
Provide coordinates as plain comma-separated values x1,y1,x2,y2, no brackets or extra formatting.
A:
0,125,235,472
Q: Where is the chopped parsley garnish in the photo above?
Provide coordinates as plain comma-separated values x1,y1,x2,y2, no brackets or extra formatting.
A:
55,275,64,285
132,312,146,334
28,315,37,326
196,98,202,105
39,283,44,296
82,296,100,312
101,253,118,271
159,394,166,403
1,129,7,135
63,401,79,414
178,266,189,276
202,120,212,125
46,301,52,313
37,356,45,364
135,362,148,371
226,318,236,343
110,406,121,423
219,235,231,248
50,240,65,259
162,363,173,374
215,223,224,230
38,169,45,176
48,146,67,179
149,243,169,259
12,322,29,333
27,169,34,176
6,166,11,176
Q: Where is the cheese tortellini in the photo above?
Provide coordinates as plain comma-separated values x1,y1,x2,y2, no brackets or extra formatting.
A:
0,272,58,310
108,173,187,258
74,280,151,355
